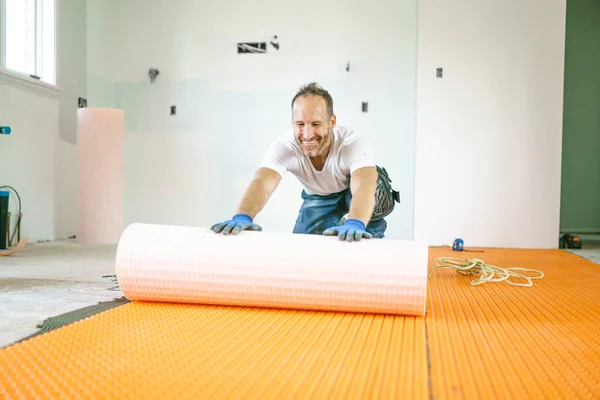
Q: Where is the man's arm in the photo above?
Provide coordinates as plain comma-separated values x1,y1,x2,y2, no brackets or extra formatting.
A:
235,167,282,219
212,137,289,235
347,166,378,225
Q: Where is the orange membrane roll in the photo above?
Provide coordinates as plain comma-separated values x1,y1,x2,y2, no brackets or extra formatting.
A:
115,223,430,315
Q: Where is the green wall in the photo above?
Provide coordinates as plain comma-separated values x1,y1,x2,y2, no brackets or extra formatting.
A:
560,0,600,232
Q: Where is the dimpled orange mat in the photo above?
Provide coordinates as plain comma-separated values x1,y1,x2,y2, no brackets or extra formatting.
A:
0,302,428,399
1,246,600,399
426,247,600,399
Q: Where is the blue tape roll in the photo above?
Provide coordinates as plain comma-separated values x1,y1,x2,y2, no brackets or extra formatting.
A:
452,238,464,251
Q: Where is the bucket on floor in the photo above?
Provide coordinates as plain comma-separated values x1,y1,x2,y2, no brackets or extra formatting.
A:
0,191,8,249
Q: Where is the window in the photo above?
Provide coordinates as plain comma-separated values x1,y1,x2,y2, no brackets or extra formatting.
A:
0,0,56,86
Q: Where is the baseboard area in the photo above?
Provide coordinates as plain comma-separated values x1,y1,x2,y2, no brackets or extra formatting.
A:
560,228,600,234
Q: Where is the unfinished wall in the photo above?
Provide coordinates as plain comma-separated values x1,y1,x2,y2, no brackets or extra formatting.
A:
414,0,567,248
0,0,86,242
86,0,418,239
55,0,87,240
0,82,58,242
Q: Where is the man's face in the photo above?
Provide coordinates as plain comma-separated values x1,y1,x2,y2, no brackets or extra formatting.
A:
292,95,335,158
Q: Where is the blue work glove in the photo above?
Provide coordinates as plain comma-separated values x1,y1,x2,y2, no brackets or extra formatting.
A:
323,219,372,242
210,214,262,235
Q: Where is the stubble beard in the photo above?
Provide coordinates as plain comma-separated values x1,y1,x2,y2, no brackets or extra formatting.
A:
300,129,331,158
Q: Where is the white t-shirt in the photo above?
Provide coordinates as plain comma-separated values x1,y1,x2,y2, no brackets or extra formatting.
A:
260,126,376,196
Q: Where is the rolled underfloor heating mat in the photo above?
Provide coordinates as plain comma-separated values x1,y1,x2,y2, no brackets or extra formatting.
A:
115,223,430,316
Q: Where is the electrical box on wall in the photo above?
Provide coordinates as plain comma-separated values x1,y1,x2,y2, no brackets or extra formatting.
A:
237,35,279,53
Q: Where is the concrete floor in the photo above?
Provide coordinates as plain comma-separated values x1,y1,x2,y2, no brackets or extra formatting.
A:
564,233,600,264
1,236,599,349
0,239,123,348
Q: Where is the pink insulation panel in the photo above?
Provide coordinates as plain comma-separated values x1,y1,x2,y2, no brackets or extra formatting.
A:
77,108,124,244
115,223,430,316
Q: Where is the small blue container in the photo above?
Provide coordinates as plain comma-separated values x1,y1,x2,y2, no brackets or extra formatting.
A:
0,127,11,135
452,238,464,251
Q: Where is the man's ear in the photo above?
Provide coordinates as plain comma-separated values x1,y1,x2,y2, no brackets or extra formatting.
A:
330,114,337,128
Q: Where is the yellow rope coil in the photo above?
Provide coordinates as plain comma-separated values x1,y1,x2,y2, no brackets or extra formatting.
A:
429,257,544,287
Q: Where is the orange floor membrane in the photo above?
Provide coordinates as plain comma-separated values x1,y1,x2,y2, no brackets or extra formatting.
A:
1,248,599,399
0,302,427,399
426,247,600,399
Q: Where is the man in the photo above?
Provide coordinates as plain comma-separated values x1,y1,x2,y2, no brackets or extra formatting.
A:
211,82,399,241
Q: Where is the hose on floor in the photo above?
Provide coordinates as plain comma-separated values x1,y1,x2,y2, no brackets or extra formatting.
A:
429,257,544,287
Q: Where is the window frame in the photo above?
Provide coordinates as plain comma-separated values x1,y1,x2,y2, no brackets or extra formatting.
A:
0,0,60,93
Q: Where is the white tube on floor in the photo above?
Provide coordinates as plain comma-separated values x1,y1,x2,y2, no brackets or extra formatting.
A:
115,223,430,316
76,108,124,244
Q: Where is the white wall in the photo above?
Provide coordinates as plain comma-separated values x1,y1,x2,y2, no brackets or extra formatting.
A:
0,0,86,242
55,0,87,240
0,0,569,247
414,0,567,248
0,81,58,242
87,0,117,108
86,0,418,240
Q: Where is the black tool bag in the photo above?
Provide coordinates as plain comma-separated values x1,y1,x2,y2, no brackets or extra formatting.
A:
371,166,401,221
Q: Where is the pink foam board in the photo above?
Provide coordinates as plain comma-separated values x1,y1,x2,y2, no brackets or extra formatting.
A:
77,108,124,244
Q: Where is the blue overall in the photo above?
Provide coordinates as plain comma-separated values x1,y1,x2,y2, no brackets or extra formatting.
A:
292,188,388,238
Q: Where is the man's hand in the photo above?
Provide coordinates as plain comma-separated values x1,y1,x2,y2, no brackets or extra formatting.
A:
211,167,281,236
323,219,372,241
211,214,262,235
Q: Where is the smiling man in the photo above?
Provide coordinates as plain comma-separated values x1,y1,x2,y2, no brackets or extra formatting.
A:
211,82,399,241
